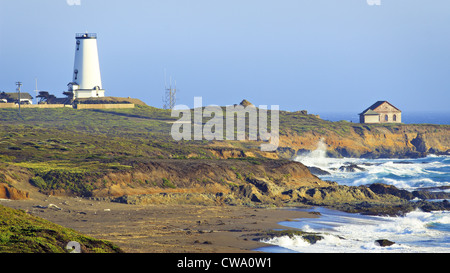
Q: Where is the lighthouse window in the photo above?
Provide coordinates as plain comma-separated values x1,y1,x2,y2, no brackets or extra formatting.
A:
76,40,80,50
74,69,78,80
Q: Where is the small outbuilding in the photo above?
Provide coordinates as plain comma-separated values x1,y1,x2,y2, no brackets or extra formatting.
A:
359,101,401,124
1,92,33,104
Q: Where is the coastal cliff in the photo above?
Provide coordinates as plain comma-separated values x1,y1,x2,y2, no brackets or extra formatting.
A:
276,112,450,159
0,105,448,215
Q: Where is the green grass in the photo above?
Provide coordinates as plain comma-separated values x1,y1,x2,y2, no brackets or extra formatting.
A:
0,205,122,253
1,104,448,195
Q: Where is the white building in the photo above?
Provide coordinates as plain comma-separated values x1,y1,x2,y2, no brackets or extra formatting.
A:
68,33,105,99
3,92,33,104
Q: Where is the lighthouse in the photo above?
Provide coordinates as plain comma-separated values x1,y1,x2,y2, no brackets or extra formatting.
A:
67,33,105,99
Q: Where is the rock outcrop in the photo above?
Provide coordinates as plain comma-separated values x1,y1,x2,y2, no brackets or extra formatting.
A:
0,167,31,200
278,124,450,159
375,239,395,247
0,183,29,200
90,159,450,216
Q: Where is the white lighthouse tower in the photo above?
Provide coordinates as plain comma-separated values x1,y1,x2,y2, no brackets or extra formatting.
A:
67,33,105,99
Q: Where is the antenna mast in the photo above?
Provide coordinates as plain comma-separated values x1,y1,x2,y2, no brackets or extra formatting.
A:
34,78,39,105
163,71,177,110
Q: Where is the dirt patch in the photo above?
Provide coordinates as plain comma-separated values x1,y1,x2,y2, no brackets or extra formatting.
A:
1,194,314,253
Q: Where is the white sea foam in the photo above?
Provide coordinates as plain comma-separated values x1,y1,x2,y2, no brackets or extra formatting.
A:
277,144,450,253
260,208,450,253
295,138,332,169
294,141,450,190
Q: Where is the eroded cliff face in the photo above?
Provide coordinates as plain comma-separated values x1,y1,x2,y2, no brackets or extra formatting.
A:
3,154,449,215
0,183,29,200
277,124,450,159
0,166,31,200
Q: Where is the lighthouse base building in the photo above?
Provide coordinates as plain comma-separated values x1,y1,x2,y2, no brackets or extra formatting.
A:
67,82,105,99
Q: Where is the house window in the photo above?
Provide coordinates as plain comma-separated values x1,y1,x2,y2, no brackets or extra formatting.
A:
393,114,397,122
385,115,389,122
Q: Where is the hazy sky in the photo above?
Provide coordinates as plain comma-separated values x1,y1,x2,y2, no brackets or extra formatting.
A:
1,0,449,115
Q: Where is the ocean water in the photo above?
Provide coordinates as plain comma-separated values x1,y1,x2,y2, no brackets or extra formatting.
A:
258,207,450,253
257,140,450,253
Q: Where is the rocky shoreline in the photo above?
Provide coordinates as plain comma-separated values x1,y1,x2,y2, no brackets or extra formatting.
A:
3,158,450,217
1,104,449,253
109,182,450,217
2,157,449,253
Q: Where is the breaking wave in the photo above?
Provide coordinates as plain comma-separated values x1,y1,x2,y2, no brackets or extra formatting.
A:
259,207,450,253
260,140,450,253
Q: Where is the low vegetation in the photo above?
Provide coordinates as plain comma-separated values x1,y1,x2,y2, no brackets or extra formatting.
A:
0,205,122,253
0,104,448,196
0,101,448,252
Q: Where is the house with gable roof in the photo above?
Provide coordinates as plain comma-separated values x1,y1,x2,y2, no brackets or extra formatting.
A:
359,101,402,124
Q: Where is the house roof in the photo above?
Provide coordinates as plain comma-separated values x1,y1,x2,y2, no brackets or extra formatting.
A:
359,101,401,115
360,109,380,116
4,92,33,100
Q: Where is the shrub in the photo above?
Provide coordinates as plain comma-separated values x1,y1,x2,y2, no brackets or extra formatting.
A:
235,172,243,180
30,177,46,189
162,178,176,189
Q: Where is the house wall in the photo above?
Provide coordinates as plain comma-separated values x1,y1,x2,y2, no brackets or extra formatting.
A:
361,115,380,123
378,112,402,123
373,103,401,123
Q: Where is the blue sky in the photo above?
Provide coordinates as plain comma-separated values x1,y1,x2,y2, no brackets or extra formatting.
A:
1,0,449,116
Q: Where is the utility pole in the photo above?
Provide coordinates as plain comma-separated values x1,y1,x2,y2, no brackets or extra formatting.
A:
16,81,22,116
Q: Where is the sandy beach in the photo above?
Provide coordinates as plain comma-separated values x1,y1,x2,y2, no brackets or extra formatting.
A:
0,193,315,253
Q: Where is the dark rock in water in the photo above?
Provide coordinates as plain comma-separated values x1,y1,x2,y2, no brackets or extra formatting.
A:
361,162,381,166
308,211,322,216
369,183,414,200
339,164,366,172
375,239,395,247
307,166,331,175
255,230,324,245
418,185,450,191
393,161,414,164
410,185,450,201
412,190,450,201
414,200,450,212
